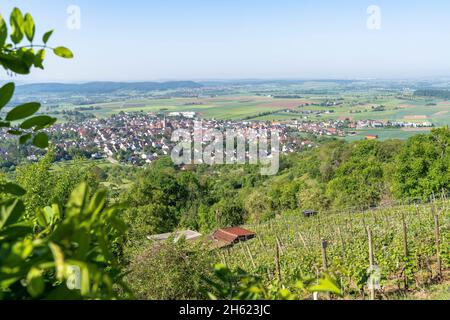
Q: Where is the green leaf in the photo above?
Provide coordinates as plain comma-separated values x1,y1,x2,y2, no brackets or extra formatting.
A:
0,222,33,241
27,268,45,298
0,55,30,74
42,30,53,44
23,13,35,42
7,129,22,136
308,274,342,296
49,242,65,280
0,14,7,47
87,190,107,219
5,102,40,121
34,49,45,69
53,46,74,59
32,132,49,149
67,183,89,214
10,8,24,44
0,121,10,128
21,48,35,67
109,214,127,234
0,182,26,196
20,115,56,130
0,198,26,229
19,133,32,144
0,82,15,111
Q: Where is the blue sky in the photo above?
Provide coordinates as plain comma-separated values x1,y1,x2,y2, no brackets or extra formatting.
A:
1,0,450,82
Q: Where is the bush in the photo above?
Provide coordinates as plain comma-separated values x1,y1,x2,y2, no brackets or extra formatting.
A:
124,239,214,300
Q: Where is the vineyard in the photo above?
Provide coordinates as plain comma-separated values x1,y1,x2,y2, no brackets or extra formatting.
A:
217,198,450,299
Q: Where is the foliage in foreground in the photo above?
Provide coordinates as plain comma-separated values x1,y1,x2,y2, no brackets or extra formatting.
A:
205,263,342,300
0,183,128,299
0,7,72,150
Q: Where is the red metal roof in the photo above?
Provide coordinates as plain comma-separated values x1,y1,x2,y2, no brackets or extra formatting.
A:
221,227,255,237
213,227,256,243
213,229,237,243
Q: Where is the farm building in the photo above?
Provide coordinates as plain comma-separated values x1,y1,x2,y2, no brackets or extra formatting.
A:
147,230,202,243
212,227,256,247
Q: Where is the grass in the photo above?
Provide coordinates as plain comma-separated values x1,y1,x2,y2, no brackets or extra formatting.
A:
344,128,432,141
390,280,450,300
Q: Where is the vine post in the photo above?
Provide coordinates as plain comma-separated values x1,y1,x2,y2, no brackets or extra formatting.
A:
432,205,442,279
401,210,409,290
367,227,376,300
275,242,282,283
321,239,331,300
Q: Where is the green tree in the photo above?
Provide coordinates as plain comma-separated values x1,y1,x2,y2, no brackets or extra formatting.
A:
326,140,387,209
16,153,99,216
393,127,450,199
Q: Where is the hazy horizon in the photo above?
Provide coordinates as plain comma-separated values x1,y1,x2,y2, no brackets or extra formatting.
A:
1,0,450,82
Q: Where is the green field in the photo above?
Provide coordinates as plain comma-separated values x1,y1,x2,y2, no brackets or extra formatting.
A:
50,90,450,141
345,128,432,141
59,96,300,120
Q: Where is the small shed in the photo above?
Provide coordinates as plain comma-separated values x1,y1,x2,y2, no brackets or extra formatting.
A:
213,227,256,246
303,210,318,217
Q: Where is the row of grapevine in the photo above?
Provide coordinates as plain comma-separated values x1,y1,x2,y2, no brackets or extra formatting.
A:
216,199,449,299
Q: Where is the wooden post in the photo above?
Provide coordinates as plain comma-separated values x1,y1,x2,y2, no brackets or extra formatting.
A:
275,242,282,283
384,210,390,230
367,227,375,300
433,212,442,278
321,239,331,299
245,243,256,269
276,236,284,255
347,211,354,236
321,239,328,271
415,203,420,221
401,211,409,289
257,235,265,250
337,226,345,257
220,251,227,266
297,231,308,251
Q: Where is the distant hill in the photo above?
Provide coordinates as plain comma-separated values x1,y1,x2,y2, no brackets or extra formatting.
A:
15,81,203,95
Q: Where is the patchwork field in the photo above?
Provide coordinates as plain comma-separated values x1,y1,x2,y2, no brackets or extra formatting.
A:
51,88,450,140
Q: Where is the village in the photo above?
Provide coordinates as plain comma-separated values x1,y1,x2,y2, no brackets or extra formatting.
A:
0,110,435,167
37,112,349,165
